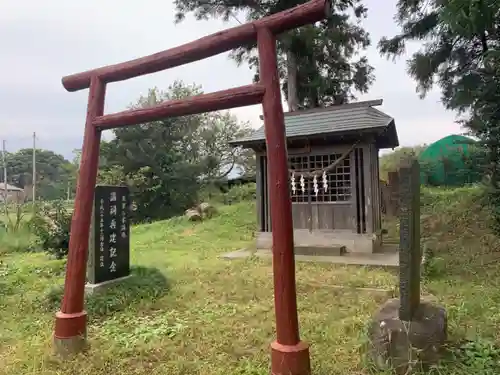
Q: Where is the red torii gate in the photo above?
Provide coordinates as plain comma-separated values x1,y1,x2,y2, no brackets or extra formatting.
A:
55,1,330,373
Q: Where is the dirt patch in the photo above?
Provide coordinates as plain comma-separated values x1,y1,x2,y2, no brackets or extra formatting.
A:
182,228,195,236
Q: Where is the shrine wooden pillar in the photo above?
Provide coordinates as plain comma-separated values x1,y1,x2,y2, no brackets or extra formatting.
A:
258,27,310,375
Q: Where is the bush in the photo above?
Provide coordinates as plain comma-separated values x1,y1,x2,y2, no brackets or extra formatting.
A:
224,183,256,204
28,200,72,259
3,203,28,233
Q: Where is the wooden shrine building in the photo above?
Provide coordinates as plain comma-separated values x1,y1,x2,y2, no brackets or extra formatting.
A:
230,99,399,255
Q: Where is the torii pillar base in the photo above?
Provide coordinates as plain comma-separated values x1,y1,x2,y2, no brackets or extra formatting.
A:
53,311,88,357
271,341,311,375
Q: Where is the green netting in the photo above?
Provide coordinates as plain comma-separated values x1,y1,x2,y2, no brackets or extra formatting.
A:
418,134,480,186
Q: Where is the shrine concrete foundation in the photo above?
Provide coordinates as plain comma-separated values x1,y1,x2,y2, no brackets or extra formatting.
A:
256,229,385,254
222,248,399,267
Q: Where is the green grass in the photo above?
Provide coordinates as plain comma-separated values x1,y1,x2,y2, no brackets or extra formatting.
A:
1,187,500,374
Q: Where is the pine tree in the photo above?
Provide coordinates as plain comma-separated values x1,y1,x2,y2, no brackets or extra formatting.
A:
379,0,500,228
174,0,374,109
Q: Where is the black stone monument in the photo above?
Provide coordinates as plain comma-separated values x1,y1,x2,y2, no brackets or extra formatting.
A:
87,185,130,285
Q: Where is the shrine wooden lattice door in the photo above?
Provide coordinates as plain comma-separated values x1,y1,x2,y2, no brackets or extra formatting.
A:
288,148,355,231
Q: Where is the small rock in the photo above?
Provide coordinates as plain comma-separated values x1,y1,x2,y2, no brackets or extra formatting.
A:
185,209,202,222
197,202,217,219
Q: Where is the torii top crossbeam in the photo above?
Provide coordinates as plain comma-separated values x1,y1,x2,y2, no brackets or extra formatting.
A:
62,0,331,92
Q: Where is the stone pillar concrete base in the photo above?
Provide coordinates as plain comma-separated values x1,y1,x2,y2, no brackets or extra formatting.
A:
85,275,133,295
367,298,447,375
270,340,311,375
54,311,88,358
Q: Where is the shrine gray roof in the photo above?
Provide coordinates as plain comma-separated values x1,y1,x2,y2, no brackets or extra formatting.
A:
230,99,398,149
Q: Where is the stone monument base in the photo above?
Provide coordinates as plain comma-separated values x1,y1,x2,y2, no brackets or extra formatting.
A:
85,275,133,295
367,298,447,374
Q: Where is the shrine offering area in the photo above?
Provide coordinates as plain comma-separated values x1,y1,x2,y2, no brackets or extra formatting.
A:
1,184,500,374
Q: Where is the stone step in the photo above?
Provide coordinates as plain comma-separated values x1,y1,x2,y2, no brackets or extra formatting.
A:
294,245,346,257
256,230,377,254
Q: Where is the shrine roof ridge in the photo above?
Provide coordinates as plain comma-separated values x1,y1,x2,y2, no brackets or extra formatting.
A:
230,99,399,149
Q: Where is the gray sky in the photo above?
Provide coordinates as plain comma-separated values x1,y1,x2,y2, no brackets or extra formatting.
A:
1,0,463,160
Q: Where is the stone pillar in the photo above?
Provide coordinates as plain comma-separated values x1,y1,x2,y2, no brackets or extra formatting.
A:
367,160,447,374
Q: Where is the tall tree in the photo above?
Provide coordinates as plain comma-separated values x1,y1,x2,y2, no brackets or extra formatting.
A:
378,0,499,110
5,149,74,201
379,0,499,224
99,81,255,222
174,0,374,109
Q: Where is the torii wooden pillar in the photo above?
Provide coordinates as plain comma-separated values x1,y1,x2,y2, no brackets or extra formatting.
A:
55,1,330,373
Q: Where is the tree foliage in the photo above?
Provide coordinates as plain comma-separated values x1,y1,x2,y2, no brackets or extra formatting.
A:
4,149,75,201
173,0,374,108
379,146,427,181
379,0,499,110
98,81,255,222
379,0,500,227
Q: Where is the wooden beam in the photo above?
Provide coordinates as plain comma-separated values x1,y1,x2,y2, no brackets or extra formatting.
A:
61,0,331,92
93,84,265,130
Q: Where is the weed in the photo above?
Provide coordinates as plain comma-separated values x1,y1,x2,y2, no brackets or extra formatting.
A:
0,227,36,255
426,339,500,375
3,202,27,233
421,243,446,281
99,314,188,348
455,339,500,373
